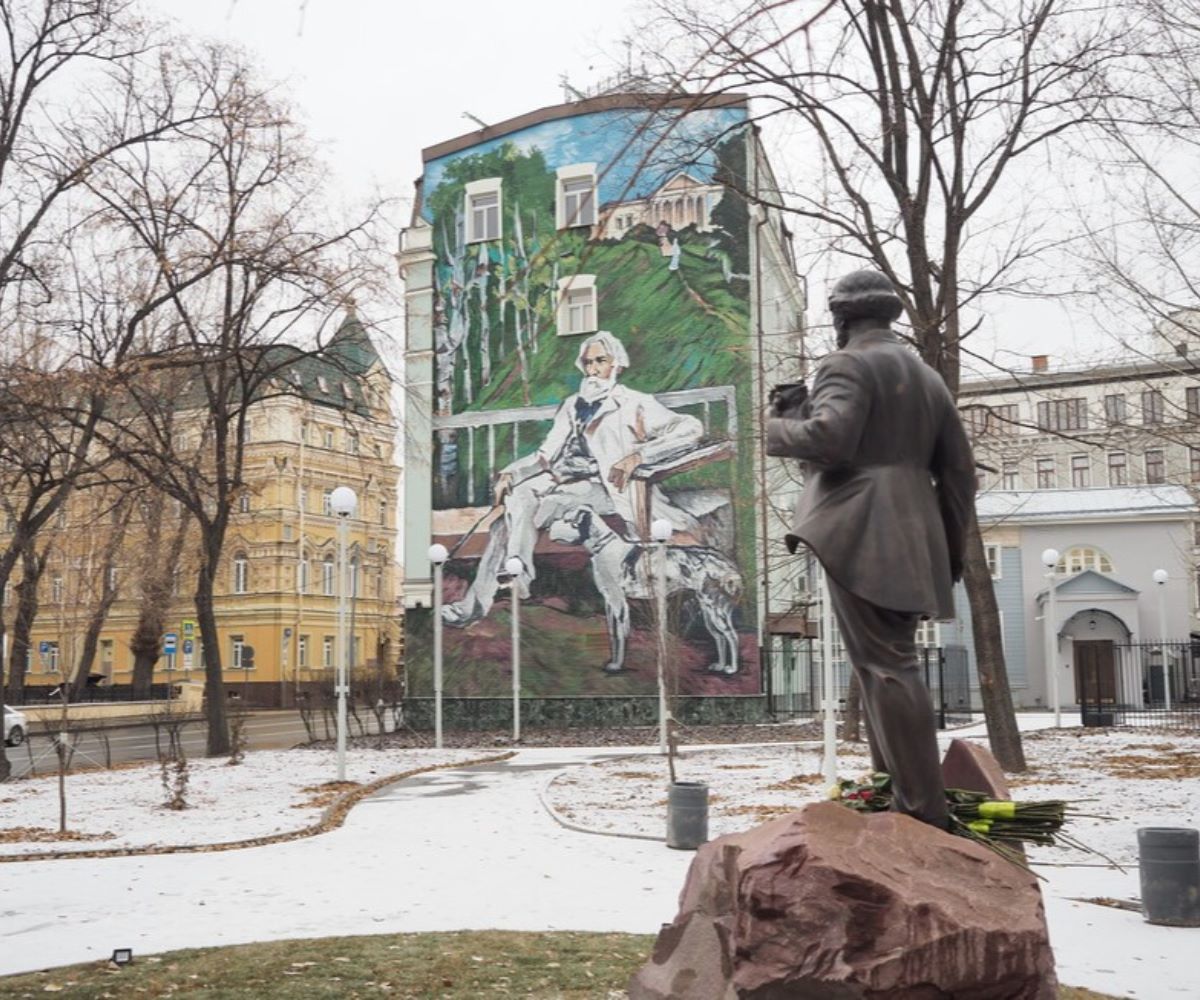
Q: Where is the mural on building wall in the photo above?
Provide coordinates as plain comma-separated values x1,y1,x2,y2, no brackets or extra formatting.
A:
411,104,758,697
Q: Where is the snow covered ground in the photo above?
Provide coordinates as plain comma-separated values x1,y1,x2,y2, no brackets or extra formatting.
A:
0,747,494,856
542,726,1200,871
0,720,1197,998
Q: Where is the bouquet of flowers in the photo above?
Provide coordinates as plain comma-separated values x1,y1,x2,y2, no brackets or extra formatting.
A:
828,772,1108,868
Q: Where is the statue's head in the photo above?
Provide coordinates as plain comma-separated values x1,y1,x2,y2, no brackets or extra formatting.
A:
829,269,903,347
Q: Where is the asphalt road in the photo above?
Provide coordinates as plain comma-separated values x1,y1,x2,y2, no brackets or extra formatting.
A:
1,709,385,779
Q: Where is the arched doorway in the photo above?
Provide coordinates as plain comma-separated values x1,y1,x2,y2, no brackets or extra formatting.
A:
1062,608,1133,712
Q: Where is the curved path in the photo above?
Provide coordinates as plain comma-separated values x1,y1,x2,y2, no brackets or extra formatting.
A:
0,748,692,977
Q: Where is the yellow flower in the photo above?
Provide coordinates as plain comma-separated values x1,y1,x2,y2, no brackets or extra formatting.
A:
826,784,842,800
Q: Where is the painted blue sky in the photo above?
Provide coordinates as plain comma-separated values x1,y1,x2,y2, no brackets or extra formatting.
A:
421,105,747,220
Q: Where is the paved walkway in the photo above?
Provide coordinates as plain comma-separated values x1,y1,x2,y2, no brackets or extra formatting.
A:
1,729,1196,998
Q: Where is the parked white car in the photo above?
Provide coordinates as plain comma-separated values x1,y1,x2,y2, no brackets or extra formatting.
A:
3,705,26,747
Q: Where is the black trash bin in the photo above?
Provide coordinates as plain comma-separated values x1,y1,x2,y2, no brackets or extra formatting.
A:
1138,827,1200,927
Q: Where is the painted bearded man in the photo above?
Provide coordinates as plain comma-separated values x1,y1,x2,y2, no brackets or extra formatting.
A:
443,330,703,627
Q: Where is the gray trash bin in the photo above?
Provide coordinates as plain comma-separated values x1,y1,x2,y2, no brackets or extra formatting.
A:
666,781,708,850
1138,827,1200,927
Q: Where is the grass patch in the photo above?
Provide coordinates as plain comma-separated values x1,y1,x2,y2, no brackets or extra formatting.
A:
0,930,1123,999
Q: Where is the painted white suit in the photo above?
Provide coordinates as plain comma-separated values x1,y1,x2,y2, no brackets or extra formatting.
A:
444,383,703,625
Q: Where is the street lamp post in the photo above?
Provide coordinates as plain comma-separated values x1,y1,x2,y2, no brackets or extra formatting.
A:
505,555,524,742
651,518,673,755
428,543,448,748
330,486,358,781
1153,568,1171,711
1042,548,1060,727
819,565,838,787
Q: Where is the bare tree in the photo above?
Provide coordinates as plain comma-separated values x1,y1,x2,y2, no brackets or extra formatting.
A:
639,0,1136,769
84,42,382,756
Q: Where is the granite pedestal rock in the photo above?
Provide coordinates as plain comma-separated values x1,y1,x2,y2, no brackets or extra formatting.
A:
630,748,1057,999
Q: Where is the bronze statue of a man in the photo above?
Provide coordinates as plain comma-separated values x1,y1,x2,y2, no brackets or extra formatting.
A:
767,269,975,828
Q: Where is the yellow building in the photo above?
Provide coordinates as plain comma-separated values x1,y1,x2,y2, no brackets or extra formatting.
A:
13,317,401,707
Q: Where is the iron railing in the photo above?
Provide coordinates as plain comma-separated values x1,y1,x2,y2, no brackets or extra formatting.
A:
763,639,972,729
1078,640,1200,729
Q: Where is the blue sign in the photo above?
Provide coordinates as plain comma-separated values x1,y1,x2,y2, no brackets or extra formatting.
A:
163,632,178,655
38,640,50,654
182,639,194,655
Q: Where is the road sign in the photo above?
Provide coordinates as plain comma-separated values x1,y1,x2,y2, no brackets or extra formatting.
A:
38,641,49,654
163,632,178,655
182,639,194,655
182,620,195,639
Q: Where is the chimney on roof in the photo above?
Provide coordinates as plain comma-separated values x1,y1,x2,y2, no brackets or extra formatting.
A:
1031,355,1049,373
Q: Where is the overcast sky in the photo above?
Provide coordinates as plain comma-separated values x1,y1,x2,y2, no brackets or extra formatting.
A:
145,0,1118,378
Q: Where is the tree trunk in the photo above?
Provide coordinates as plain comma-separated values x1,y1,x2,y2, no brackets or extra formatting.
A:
195,556,230,756
962,514,1027,771
130,512,188,699
69,587,118,701
843,671,863,743
5,543,47,705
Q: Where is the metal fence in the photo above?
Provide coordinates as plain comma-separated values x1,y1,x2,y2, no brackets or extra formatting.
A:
1078,640,1200,729
763,639,973,729
20,683,177,705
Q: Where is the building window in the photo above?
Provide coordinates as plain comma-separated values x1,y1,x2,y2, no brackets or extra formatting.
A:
556,275,597,336
322,489,334,516
1035,397,1087,432
963,407,989,437
1108,451,1127,486
1035,456,1056,489
297,552,309,593
556,164,597,229
317,375,329,394
991,404,1018,432
465,177,502,242
283,524,293,541
233,553,249,594
1104,393,1127,425
298,487,307,513
108,567,118,591
1142,390,1165,425
915,620,940,648
348,433,359,455
99,639,114,672
1145,448,1166,484
51,574,64,604
1056,546,1114,575
322,635,334,668
1001,460,1019,490
1187,386,1200,420
323,428,334,449
322,555,335,596
1192,448,1200,483
1194,522,1200,548
984,544,1002,579
231,635,245,669
44,642,60,672
238,492,250,513
1070,454,1090,489
298,635,309,668
379,499,388,526
350,558,359,597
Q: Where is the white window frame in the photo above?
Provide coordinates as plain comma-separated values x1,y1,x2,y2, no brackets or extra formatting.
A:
915,620,940,648
556,163,597,229
556,274,597,336
322,489,334,516
322,556,335,596
983,544,1002,580
465,177,502,243
297,553,309,593
231,634,245,670
233,554,249,595
322,635,334,668
51,574,64,604
298,634,309,668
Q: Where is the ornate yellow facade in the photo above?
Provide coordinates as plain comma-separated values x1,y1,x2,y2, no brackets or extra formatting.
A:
13,319,400,705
